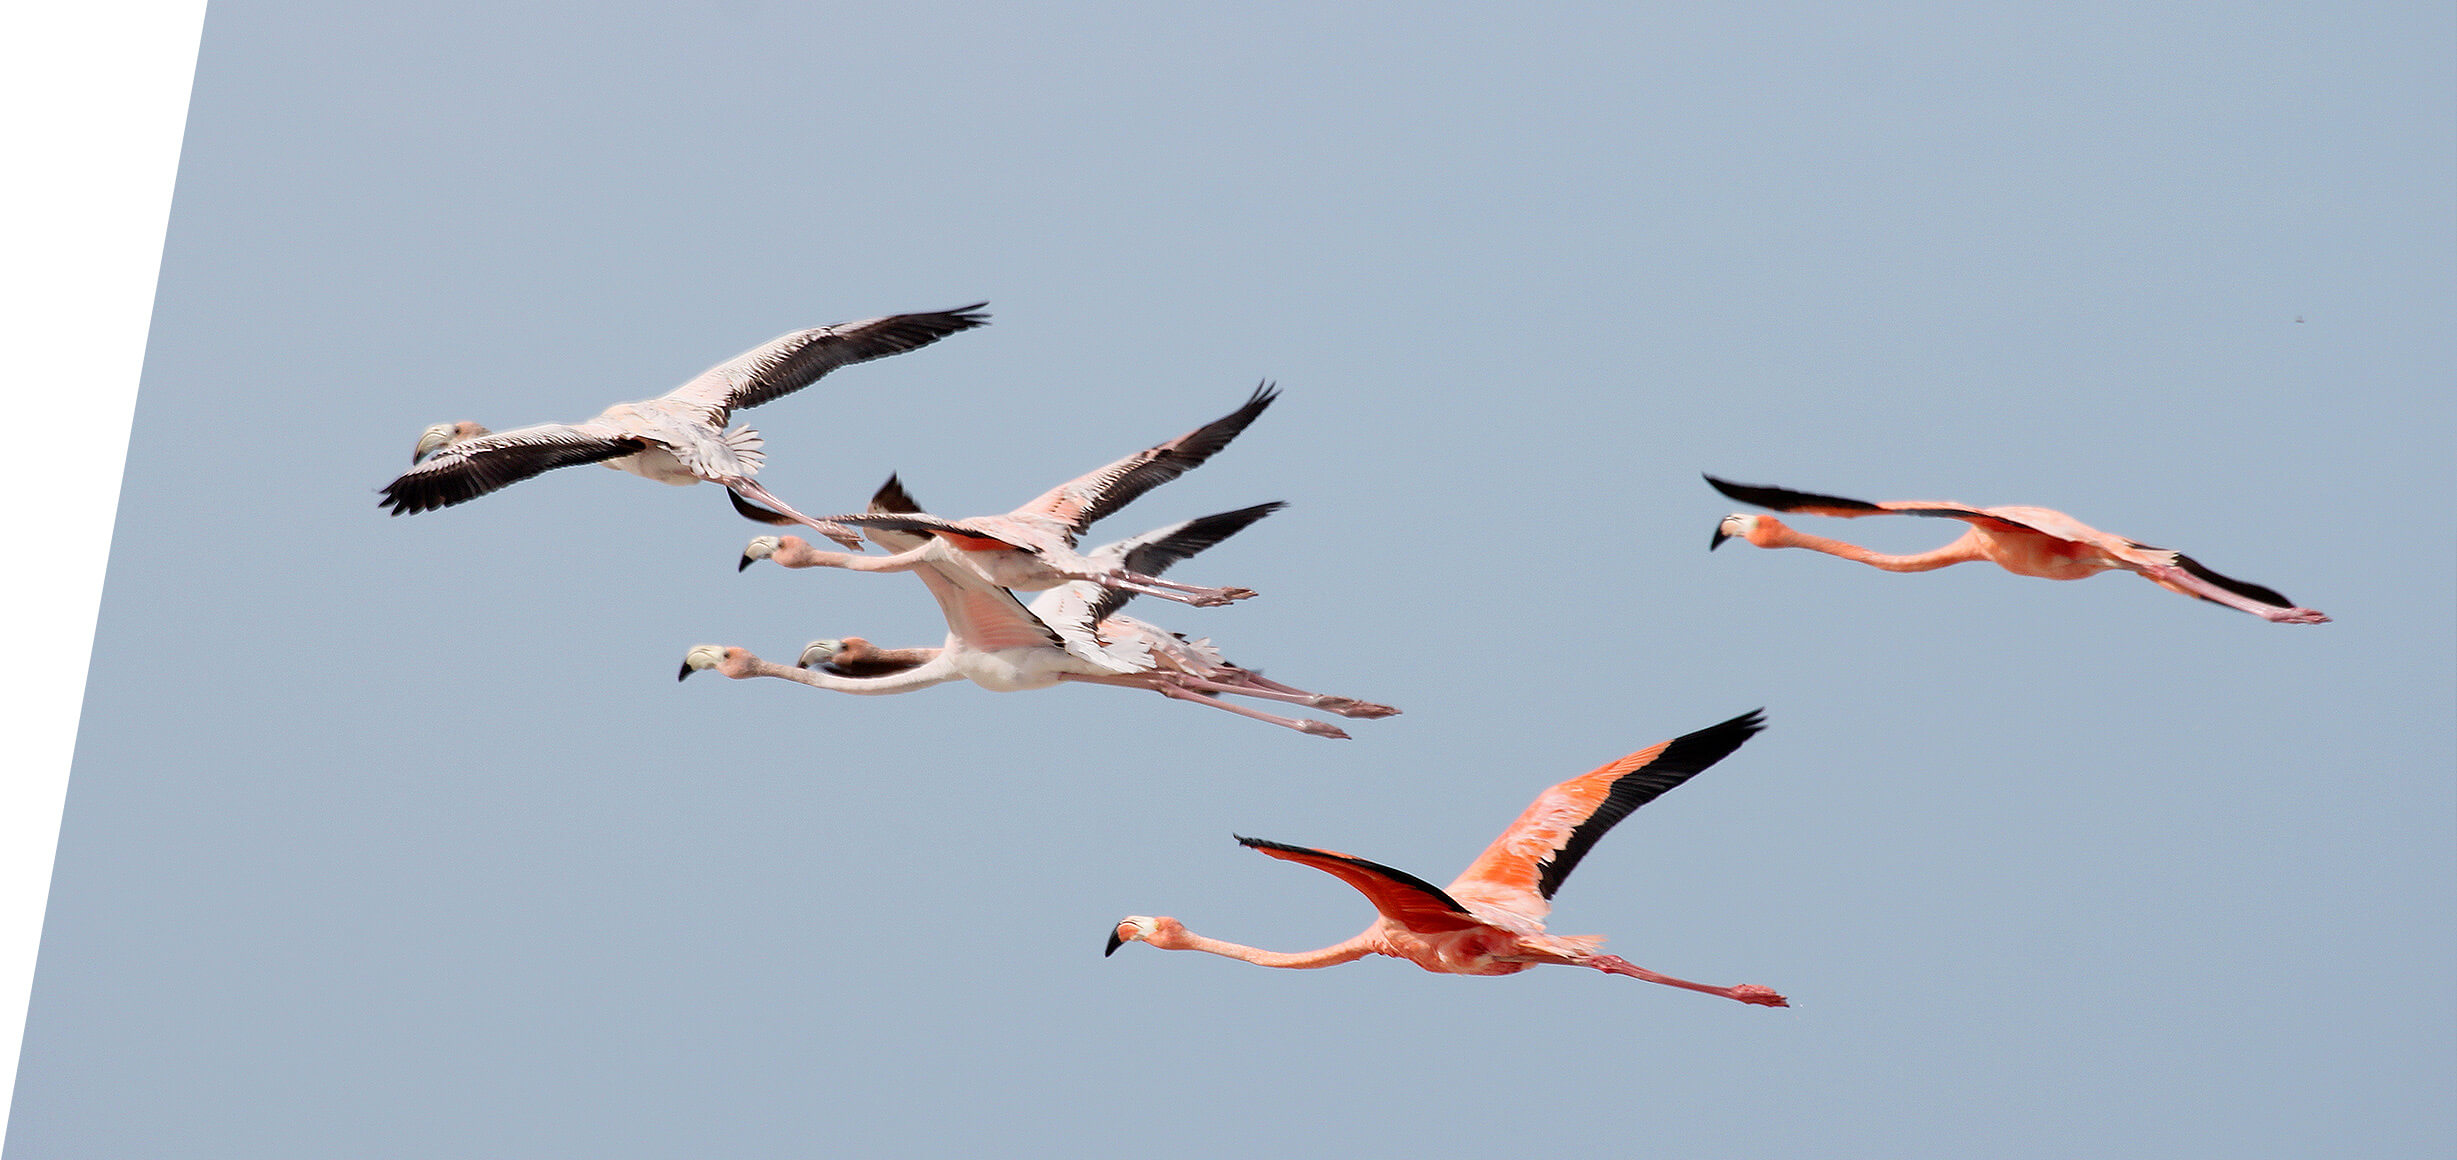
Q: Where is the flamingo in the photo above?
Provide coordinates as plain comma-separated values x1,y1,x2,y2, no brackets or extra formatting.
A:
378,303,989,546
1704,474,2329,623
731,384,1277,607
1106,710,1786,1006
695,500,1399,738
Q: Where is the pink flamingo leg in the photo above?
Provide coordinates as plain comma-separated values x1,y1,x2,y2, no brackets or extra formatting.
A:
1587,954,1789,1007
1162,673,1401,719
1208,669,1401,718
1086,676,1350,738
1057,569,1257,607
2137,564,2330,623
728,480,865,549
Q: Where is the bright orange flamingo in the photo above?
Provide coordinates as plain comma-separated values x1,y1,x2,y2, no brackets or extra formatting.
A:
1704,475,2328,623
1107,710,1787,1005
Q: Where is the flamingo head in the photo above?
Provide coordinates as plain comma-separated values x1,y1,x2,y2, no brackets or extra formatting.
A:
412,421,489,464
677,644,740,681
1106,915,1179,956
797,639,848,670
1710,513,1763,550
740,535,785,572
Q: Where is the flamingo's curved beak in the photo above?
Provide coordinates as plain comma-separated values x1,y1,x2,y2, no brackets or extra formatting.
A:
677,660,696,682
412,426,454,464
1104,927,1128,957
737,552,756,573
1710,523,1732,551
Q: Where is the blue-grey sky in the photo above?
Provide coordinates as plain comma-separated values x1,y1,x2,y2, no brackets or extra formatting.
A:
9,3,2452,1156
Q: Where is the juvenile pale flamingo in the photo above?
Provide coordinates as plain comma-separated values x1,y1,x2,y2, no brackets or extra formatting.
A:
697,502,1398,738
1106,710,1786,1006
378,304,988,545
1704,475,2329,623
732,384,1276,607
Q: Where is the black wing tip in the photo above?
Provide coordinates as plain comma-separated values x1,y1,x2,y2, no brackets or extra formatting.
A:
1702,474,1883,514
2172,553,2300,610
375,480,461,516
1179,501,1287,539
870,473,923,514
1666,708,1770,765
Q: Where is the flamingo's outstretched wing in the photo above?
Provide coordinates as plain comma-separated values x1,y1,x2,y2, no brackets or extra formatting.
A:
1704,474,2046,536
380,422,642,514
664,304,989,415
1449,710,1767,917
1237,836,1482,934
1014,383,1278,533
1063,502,1285,627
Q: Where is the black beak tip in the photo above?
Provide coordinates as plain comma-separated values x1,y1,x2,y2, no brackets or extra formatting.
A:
1104,929,1125,957
737,555,754,573
677,663,693,682
1709,526,1730,551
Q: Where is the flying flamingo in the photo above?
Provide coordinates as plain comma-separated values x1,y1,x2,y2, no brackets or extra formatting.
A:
1704,474,2328,623
697,501,1398,737
378,303,989,546
1106,710,1786,1006
731,384,1276,607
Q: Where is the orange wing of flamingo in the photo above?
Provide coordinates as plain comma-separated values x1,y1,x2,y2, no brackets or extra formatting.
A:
1447,710,1768,920
1235,836,1484,934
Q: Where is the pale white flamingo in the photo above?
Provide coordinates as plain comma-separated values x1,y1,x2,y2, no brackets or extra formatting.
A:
1705,475,2329,623
695,503,1399,738
732,384,1276,607
378,304,989,545
1106,710,1786,1006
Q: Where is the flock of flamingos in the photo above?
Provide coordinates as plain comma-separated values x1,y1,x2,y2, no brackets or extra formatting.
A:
379,303,2328,1010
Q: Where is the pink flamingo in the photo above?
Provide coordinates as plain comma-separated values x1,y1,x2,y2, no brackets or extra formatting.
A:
1705,475,2328,623
696,502,1397,738
732,385,1276,607
1107,710,1786,1006
379,304,988,546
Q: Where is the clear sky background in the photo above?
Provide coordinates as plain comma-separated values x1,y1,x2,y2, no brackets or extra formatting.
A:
8,3,2452,1156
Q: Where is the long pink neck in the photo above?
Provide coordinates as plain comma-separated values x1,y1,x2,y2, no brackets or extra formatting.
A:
774,541,933,573
1759,520,1983,573
734,654,959,695
1162,927,1378,970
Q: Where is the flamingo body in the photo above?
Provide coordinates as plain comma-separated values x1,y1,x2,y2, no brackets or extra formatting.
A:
1108,711,1787,1006
379,304,989,545
1705,474,2328,623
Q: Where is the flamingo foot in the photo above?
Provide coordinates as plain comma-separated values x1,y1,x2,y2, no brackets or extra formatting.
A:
1295,720,1352,740
1315,697,1401,719
2265,607,2331,624
1728,984,1789,1007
